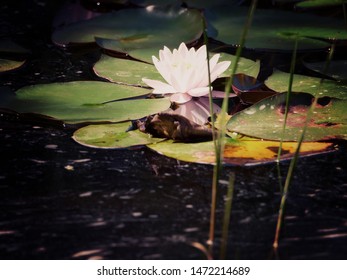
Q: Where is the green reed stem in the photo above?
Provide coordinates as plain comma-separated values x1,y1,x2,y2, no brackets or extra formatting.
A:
220,173,235,260
206,0,258,256
273,43,336,249
203,16,217,148
202,15,221,254
275,37,298,193
277,37,298,163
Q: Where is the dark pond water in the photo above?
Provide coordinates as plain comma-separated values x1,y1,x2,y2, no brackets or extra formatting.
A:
0,0,346,260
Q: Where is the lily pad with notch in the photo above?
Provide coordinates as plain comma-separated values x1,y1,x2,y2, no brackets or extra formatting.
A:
0,81,170,124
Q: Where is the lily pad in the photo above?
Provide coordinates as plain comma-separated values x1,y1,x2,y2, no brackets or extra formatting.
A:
94,54,163,86
303,60,347,81
73,122,163,149
0,81,170,124
147,137,334,165
227,92,347,141
296,0,347,8
207,6,346,51
52,6,203,48
219,53,260,79
93,53,259,86
265,69,347,99
0,59,25,73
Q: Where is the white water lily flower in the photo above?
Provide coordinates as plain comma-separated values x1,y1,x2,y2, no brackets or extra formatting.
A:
142,43,231,104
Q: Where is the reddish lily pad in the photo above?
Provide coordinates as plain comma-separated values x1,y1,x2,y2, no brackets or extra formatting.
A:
227,92,347,141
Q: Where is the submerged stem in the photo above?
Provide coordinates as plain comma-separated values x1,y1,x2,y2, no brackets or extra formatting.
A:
220,173,235,259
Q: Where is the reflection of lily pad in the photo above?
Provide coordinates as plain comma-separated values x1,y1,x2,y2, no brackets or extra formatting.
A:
303,60,347,81
207,6,346,51
227,92,347,141
52,6,202,48
265,70,347,99
147,138,333,165
0,81,170,124
73,122,163,149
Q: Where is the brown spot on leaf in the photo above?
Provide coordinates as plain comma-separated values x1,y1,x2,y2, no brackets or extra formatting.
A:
267,146,290,155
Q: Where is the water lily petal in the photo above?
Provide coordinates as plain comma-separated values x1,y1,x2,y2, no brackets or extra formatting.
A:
172,98,221,125
209,53,220,71
196,44,207,62
178,42,189,59
152,56,172,84
142,78,176,94
188,86,210,97
170,72,185,93
210,60,232,81
170,92,192,104
160,46,173,65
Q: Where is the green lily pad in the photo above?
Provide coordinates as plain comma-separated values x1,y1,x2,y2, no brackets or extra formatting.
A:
0,81,170,124
265,69,347,99
52,6,203,48
94,54,163,86
219,53,260,79
93,53,259,86
73,122,163,149
296,0,347,8
0,59,25,73
303,60,347,81
207,6,346,51
147,137,334,165
0,39,28,73
227,92,347,141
